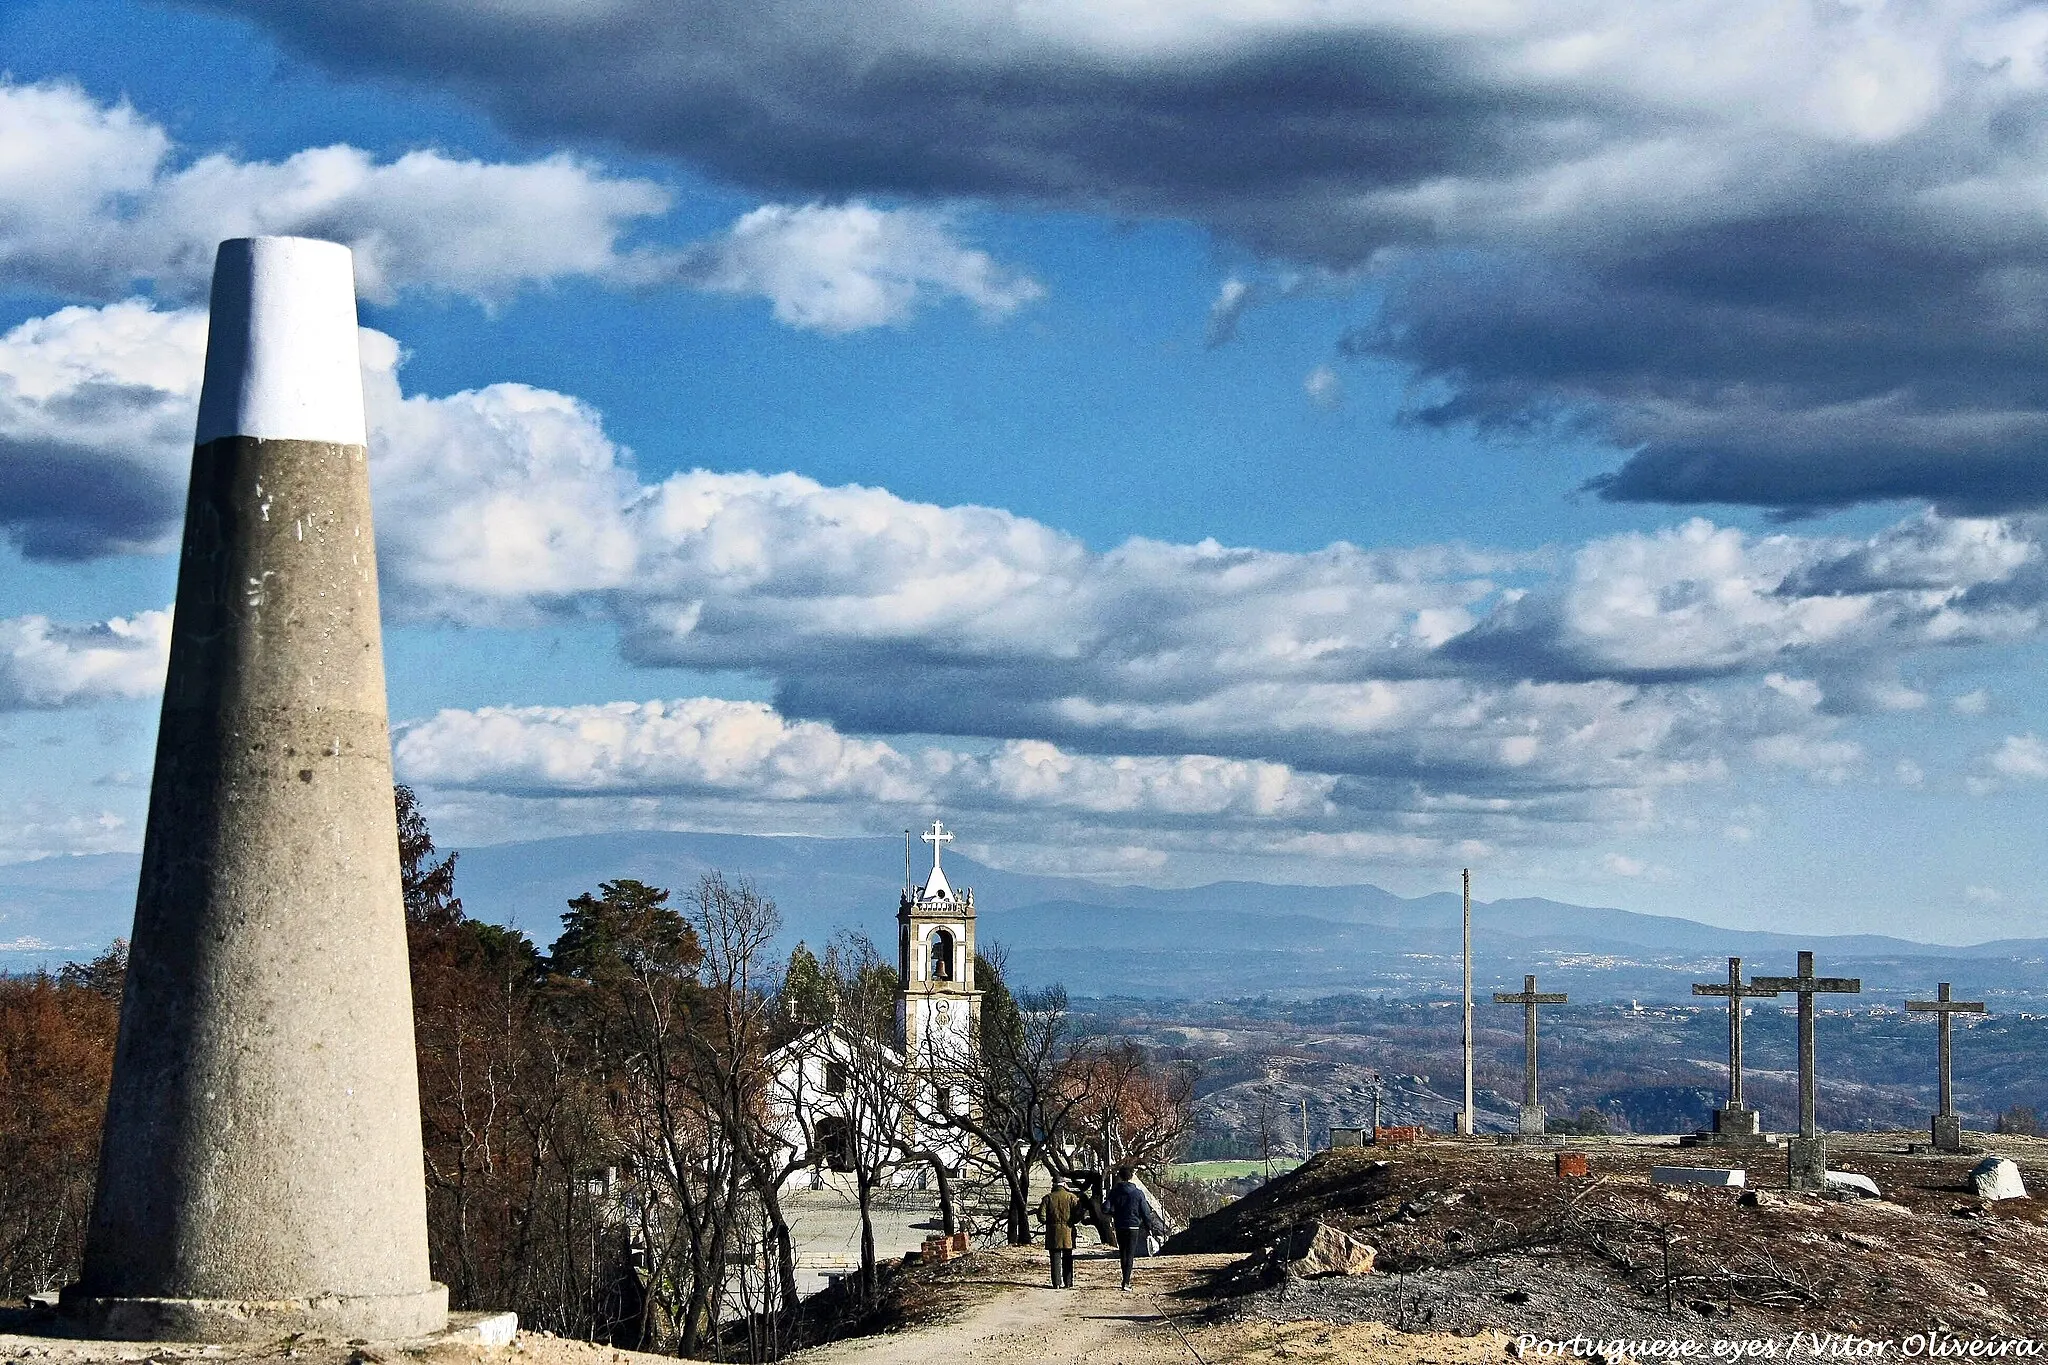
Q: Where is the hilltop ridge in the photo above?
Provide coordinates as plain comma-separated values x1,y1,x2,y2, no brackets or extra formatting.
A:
7,831,2048,1001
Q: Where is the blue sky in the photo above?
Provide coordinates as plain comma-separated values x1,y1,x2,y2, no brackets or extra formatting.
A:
6,0,2048,941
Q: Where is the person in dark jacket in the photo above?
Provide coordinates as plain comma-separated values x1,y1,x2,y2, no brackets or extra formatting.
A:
1036,1177,1080,1288
1104,1166,1164,1291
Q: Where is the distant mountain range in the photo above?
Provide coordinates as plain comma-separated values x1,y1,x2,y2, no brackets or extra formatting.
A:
8,830,2048,1003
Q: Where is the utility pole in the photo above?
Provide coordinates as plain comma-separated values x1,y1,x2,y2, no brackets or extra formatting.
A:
1301,1098,1311,1159
1258,1091,1273,1181
1460,868,1475,1136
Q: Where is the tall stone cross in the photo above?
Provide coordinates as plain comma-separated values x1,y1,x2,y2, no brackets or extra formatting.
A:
1494,974,1567,1136
1691,956,1781,1139
1752,950,1859,1189
921,819,954,872
1906,982,1985,1152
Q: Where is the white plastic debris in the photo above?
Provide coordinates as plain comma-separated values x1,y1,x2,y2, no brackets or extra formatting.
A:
1652,1166,1747,1187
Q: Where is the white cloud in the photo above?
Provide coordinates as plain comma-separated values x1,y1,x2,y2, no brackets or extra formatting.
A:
0,80,1038,330
1966,884,2003,904
0,804,131,864
1751,731,1862,784
1304,364,1343,409
1988,733,2048,781
394,696,1336,825
0,80,672,305
1603,852,1648,877
1453,515,2040,683
671,202,1044,333
0,610,170,710
13,297,2048,846
1952,689,1992,716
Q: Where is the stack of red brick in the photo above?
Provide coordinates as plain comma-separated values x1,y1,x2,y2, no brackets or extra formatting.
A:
920,1231,972,1261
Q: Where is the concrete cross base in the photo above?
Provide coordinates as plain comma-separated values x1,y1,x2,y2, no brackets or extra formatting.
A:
1518,1104,1547,1137
1786,1136,1828,1192
57,1284,451,1344
1932,1114,1964,1152
1713,1106,1762,1137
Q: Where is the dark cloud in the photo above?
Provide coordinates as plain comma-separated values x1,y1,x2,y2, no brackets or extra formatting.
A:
0,437,181,560
195,0,2048,512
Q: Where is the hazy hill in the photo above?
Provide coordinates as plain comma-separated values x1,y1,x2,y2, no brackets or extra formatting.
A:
7,829,2047,1001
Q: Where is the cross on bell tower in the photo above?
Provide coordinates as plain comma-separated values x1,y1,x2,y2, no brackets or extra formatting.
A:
898,820,980,1065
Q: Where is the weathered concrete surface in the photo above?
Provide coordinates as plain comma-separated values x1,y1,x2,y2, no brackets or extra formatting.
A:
1713,1105,1762,1137
66,238,444,1342
1786,1136,1827,1192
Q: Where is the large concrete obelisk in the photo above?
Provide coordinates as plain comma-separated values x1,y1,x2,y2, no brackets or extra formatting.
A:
64,237,447,1342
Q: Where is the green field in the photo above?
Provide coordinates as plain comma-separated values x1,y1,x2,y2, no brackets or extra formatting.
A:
1168,1159,1303,1181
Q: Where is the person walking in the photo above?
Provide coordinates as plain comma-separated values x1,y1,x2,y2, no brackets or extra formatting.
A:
1105,1166,1166,1292
1036,1177,1081,1289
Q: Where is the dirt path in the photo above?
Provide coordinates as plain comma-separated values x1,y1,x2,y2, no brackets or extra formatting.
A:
789,1247,1508,1365
793,1246,1226,1365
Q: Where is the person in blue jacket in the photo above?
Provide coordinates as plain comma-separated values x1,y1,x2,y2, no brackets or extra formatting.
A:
1104,1166,1166,1291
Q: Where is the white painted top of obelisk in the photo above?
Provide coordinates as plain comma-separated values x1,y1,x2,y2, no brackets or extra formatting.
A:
194,236,367,446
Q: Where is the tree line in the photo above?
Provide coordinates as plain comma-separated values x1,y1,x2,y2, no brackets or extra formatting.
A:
0,788,1195,1358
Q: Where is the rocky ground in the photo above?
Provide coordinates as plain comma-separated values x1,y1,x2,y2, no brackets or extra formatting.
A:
1168,1132,2048,1345
10,1134,2045,1365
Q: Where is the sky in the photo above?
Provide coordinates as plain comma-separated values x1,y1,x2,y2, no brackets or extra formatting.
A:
8,0,2048,941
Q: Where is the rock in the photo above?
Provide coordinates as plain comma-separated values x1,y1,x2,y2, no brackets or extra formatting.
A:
1289,1221,1378,1277
1971,1156,2028,1201
1824,1171,1881,1199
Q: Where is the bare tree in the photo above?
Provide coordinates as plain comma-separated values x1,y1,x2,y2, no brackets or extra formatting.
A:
680,873,808,1353
818,932,912,1299
912,955,1096,1246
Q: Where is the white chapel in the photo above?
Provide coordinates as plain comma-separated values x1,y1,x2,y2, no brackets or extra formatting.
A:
766,819,983,1186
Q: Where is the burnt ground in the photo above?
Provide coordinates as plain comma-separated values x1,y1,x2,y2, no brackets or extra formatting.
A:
1163,1133,2048,1345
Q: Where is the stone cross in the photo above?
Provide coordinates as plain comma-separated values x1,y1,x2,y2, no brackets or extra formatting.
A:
1752,950,1859,1189
921,819,954,872
1494,973,1567,1136
1907,982,1985,1152
1691,956,1781,1139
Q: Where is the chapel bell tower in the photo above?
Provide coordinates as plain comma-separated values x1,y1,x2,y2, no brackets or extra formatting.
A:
897,820,981,1063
